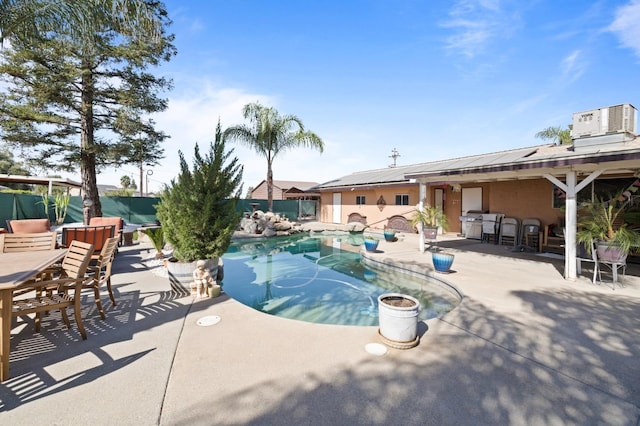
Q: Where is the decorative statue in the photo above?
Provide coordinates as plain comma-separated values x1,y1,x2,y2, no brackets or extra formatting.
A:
192,260,215,298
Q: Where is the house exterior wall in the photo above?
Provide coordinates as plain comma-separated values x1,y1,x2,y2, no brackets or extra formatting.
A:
318,178,563,233
319,186,420,229
251,182,284,200
488,179,562,227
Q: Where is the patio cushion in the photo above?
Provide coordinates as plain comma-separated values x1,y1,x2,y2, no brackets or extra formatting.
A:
7,219,51,233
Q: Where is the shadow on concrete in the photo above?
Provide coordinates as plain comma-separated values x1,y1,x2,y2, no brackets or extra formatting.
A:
0,245,224,412
164,288,640,425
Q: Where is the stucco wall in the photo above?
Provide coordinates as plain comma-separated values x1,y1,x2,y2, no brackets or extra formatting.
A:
319,178,563,233
320,186,420,230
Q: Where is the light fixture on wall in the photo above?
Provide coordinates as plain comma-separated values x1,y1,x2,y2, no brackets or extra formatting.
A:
451,184,462,193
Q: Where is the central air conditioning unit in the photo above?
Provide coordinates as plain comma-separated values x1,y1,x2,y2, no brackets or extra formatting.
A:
571,103,637,139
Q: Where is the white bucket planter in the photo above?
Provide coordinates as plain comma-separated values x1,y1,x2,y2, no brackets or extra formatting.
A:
378,293,420,349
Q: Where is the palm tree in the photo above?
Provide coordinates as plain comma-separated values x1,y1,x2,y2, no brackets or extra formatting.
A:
224,102,324,212
0,0,160,44
535,125,573,145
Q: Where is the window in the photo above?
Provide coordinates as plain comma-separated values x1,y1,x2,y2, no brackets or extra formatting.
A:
356,195,366,205
552,177,637,209
395,194,409,205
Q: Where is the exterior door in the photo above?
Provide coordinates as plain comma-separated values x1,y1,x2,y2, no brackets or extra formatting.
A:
461,187,482,215
332,192,342,223
434,188,444,210
461,187,482,237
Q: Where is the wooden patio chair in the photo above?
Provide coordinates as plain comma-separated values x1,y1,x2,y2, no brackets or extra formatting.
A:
61,225,115,258
0,232,57,253
6,218,51,234
84,237,120,320
12,240,95,340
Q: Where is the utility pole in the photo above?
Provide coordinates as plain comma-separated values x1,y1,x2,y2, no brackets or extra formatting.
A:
389,148,400,168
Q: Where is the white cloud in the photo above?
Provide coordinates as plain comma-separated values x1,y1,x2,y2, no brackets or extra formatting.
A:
440,0,519,59
84,80,273,193
560,49,586,83
608,0,640,59
93,79,355,194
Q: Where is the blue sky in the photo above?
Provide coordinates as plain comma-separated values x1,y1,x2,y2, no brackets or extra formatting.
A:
104,0,640,193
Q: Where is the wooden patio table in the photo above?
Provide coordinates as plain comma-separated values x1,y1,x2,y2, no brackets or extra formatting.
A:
0,249,67,382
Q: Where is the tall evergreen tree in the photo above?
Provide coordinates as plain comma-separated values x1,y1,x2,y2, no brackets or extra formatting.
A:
0,1,174,219
224,102,324,212
156,120,244,262
0,0,162,45
0,147,31,190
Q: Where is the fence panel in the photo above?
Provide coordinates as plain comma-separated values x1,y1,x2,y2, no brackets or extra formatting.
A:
0,194,315,228
0,193,15,228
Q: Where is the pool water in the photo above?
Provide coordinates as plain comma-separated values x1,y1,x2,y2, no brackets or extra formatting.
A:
221,234,460,326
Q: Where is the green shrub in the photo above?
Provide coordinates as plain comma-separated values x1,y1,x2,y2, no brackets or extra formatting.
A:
156,123,243,262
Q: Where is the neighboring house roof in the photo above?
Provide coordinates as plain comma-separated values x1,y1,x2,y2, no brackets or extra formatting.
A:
0,173,82,192
253,180,319,193
314,136,640,190
97,184,120,195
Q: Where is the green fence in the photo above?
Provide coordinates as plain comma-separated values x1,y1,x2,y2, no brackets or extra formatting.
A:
0,193,161,227
0,194,317,228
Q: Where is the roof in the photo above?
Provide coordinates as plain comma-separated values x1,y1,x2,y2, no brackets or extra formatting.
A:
254,180,319,192
313,135,640,190
0,174,82,191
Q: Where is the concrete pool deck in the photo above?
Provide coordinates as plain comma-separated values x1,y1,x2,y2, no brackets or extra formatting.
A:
1,229,639,425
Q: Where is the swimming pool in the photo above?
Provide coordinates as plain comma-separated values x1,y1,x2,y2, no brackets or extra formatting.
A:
221,233,461,326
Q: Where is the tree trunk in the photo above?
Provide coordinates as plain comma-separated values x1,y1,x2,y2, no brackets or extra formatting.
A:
80,62,102,223
267,160,273,212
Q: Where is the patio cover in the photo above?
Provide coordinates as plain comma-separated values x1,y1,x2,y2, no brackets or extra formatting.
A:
404,137,640,281
0,174,82,195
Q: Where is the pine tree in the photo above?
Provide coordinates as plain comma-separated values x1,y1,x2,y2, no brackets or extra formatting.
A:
156,121,244,262
0,2,174,218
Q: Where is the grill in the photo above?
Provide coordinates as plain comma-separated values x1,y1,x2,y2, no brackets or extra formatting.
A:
459,211,483,239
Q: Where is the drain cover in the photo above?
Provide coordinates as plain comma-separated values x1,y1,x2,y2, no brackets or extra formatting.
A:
196,315,221,327
365,342,387,356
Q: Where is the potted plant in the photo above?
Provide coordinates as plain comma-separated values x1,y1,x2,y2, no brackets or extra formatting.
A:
410,204,449,239
378,293,420,349
364,236,380,252
411,204,455,271
383,226,396,242
140,226,165,259
52,193,70,225
577,193,640,263
155,121,243,292
38,192,70,226
431,250,455,273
